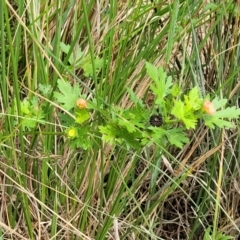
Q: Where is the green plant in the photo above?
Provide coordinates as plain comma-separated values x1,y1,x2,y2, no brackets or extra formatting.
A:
60,42,103,77
12,96,45,130
204,227,234,240
2,1,240,238
54,62,240,151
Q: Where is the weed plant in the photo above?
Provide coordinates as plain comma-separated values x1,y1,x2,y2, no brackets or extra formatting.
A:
0,0,240,239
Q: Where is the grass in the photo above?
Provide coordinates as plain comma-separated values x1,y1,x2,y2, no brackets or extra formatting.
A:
0,0,240,239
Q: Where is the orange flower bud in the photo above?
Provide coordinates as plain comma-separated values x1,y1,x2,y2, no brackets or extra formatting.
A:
203,100,216,115
76,98,87,109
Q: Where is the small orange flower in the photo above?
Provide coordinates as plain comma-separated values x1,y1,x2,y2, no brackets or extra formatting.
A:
203,100,216,115
76,98,87,109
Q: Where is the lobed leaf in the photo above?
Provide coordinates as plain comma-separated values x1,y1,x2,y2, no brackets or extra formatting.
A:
146,62,173,105
184,87,203,111
54,79,81,111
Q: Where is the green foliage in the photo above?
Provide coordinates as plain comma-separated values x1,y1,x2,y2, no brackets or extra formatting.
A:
54,79,82,111
99,124,116,145
184,87,203,111
2,1,240,239
38,83,52,97
3,1,240,239
14,96,45,130
203,98,240,129
98,105,147,150
146,62,240,132
171,83,181,97
60,42,84,65
60,42,103,77
68,125,91,150
146,61,173,106
99,123,142,149
170,87,203,129
75,109,90,124
53,79,92,149
80,55,103,77
53,62,240,151
148,126,189,149
171,87,203,129
203,227,234,240
171,99,197,129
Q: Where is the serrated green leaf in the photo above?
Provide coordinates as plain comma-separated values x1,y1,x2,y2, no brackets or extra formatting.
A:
202,98,240,129
60,42,84,65
99,123,142,149
127,87,144,107
69,126,91,150
171,100,185,119
21,99,31,114
212,97,228,110
31,96,38,108
158,66,167,82
149,126,165,139
121,107,149,130
184,87,203,111
75,109,90,124
81,55,103,77
54,79,81,110
147,127,167,147
183,117,197,129
58,112,75,126
171,100,197,129
171,83,181,97
165,128,189,148
99,125,116,145
148,126,188,148
146,61,159,83
60,42,70,54
147,62,172,105
214,107,240,118
22,117,38,129
18,97,46,130
165,76,173,95
203,115,233,129
152,66,166,103
117,127,141,149
38,83,52,96
118,118,136,133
